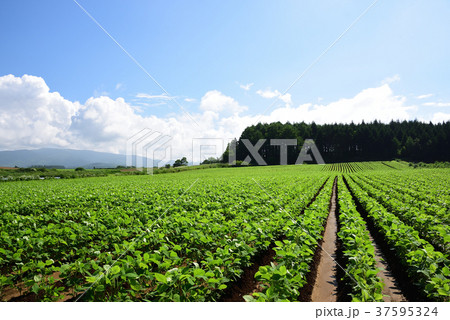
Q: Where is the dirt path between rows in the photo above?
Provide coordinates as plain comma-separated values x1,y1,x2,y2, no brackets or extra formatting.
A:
368,233,406,302
3,271,74,302
220,243,277,302
311,178,338,302
343,176,410,302
221,178,329,302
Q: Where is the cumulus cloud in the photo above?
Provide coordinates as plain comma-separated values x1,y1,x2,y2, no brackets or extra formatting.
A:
199,90,247,114
0,74,80,149
262,84,414,124
0,75,250,160
0,74,430,163
256,88,292,106
239,83,254,91
431,112,450,123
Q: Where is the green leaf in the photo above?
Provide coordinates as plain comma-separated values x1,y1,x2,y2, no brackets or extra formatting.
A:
194,269,205,277
130,283,141,291
438,289,449,296
95,285,105,292
243,295,256,302
207,278,219,283
374,293,384,301
365,269,378,277
110,265,121,275
154,273,167,283
279,265,287,276
31,283,39,294
266,286,275,298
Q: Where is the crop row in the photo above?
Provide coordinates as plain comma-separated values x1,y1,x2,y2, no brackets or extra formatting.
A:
244,177,335,301
344,176,450,301
352,175,449,253
0,171,329,301
360,170,450,214
336,176,384,301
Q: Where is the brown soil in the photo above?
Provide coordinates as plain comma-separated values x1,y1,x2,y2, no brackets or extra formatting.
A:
220,177,330,302
220,242,277,302
3,271,74,302
342,176,424,302
368,233,406,302
300,178,329,214
1,283,27,301
310,177,338,302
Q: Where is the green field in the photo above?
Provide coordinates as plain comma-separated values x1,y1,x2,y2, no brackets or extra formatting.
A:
1,162,449,302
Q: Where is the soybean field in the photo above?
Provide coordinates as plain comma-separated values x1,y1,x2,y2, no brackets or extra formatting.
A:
0,162,449,302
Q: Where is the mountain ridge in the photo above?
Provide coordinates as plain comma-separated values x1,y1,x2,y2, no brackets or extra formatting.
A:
0,148,147,169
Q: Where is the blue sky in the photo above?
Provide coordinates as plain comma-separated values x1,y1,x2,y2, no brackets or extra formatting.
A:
0,0,449,160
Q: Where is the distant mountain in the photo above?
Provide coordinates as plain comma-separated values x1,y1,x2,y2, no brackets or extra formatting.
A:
0,148,153,169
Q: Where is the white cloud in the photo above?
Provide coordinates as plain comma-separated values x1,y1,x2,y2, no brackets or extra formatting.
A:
199,90,247,114
115,83,123,90
381,74,400,84
0,75,431,163
256,88,292,106
256,89,278,99
258,84,415,125
417,93,433,99
422,102,450,107
135,93,173,100
239,83,254,91
431,112,450,123
184,98,196,102
0,74,80,149
0,75,250,160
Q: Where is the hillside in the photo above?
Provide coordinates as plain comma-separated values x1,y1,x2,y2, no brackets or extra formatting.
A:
0,148,129,168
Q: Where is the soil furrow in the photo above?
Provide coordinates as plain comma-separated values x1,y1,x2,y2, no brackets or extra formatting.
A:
342,176,416,301
381,162,397,170
367,233,406,302
309,177,338,302
4,271,74,302
220,242,277,302
221,178,329,302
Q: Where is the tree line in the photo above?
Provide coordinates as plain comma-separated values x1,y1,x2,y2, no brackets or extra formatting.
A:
221,120,450,164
